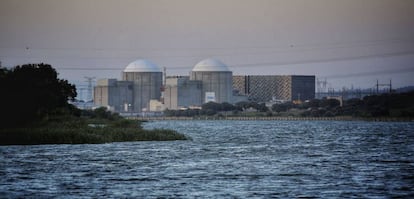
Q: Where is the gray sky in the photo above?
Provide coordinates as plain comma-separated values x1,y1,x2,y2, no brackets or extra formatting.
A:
1,0,414,92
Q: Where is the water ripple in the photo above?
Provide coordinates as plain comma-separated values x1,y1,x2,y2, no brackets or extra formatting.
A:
1,120,413,198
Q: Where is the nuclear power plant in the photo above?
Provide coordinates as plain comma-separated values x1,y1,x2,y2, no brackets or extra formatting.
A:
94,58,315,113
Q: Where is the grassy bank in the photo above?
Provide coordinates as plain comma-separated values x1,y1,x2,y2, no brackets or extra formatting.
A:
0,116,189,145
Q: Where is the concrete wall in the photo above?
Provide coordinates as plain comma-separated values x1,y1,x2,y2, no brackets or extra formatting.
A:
122,72,162,112
190,71,233,103
93,79,133,112
164,83,178,110
94,86,109,107
164,77,202,110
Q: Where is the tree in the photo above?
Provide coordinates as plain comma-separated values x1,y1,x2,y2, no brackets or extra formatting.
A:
320,99,340,108
202,102,222,111
0,63,77,127
221,102,236,111
307,99,321,108
272,102,293,112
235,101,251,110
255,103,269,112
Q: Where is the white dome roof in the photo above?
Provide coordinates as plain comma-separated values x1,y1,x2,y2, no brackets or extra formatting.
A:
192,58,230,72
124,59,161,72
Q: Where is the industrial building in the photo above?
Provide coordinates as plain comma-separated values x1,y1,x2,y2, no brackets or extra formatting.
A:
163,58,234,110
163,76,202,110
190,58,233,104
94,58,235,112
94,58,315,113
94,59,162,112
94,79,133,112
233,75,315,102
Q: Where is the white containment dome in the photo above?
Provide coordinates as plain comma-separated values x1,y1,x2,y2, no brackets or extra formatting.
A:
192,58,230,72
124,59,162,73
122,59,163,113
190,58,233,104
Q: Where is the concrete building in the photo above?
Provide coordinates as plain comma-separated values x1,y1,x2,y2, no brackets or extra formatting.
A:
94,79,133,112
149,99,164,112
164,76,202,110
122,59,163,112
190,58,233,103
94,59,162,112
233,75,315,102
94,58,316,113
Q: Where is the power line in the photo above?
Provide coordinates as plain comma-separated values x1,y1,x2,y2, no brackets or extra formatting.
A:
323,68,414,79
52,51,414,71
227,51,414,68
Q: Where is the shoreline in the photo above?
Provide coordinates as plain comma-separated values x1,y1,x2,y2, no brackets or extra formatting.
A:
127,116,414,122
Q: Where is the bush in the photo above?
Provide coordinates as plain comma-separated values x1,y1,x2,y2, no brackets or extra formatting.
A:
323,111,335,117
272,102,293,112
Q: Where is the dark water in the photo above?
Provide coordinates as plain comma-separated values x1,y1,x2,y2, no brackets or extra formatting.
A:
1,121,414,198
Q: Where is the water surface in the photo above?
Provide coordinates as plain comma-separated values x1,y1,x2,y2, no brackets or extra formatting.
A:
1,120,413,198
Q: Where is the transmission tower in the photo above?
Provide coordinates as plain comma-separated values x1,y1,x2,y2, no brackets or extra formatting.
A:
316,78,328,98
84,76,96,102
78,88,86,102
376,79,392,94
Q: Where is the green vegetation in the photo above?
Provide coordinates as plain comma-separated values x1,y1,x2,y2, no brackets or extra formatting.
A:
0,109,188,145
0,64,188,145
164,92,414,119
294,92,414,118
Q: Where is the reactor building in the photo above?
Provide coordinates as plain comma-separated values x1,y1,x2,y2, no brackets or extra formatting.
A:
190,58,233,104
94,58,316,112
94,59,162,112
163,58,234,110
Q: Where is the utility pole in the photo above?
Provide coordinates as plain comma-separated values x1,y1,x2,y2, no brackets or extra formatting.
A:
376,80,379,94
163,67,167,86
390,79,392,93
84,76,96,102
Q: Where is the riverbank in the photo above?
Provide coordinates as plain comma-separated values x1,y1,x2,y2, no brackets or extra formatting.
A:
0,117,189,145
129,116,413,122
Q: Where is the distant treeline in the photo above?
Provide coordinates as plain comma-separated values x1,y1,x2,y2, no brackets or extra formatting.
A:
284,92,414,117
164,101,268,117
164,92,414,118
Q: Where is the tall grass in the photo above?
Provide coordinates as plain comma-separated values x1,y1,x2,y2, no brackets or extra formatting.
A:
0,117,188,145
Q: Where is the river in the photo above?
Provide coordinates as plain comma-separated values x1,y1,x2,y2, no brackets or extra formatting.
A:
1,120,413,198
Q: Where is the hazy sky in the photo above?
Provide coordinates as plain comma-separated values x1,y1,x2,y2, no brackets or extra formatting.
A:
1,0,414,92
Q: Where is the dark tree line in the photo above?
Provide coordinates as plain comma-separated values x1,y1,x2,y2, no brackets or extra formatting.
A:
347,92,414,117
271,92,414,117
0,64,77,127
234,101,269,112
164,101,270,117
